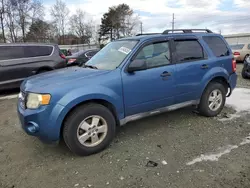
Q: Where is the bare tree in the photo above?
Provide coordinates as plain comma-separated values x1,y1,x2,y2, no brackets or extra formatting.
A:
5,0,18,42
0,0,6,42
70,9,93,44
50,0,69,44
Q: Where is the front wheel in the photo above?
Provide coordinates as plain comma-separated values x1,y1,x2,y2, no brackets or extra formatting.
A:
63,103,116,156
198,82,226,117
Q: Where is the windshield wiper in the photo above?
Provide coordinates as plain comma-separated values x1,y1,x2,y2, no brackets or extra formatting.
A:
84,65,98,69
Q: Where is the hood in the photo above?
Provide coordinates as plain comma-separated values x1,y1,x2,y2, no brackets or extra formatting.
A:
21,67,110,92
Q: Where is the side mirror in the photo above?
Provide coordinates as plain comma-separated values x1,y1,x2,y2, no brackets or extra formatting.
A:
127,59,147,73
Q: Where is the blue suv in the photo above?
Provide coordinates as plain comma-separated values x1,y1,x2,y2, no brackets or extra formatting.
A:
17,29,237,156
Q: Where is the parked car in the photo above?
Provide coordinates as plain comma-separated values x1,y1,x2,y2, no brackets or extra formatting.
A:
0,43,67,90
230,43,250,62
66,49,99,66
17,29,237,156
242,55,250,79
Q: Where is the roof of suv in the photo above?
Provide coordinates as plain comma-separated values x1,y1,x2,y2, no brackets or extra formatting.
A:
118,29,222,41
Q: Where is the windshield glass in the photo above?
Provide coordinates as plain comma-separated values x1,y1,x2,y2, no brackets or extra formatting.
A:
230,44,244,50
85,40,138,70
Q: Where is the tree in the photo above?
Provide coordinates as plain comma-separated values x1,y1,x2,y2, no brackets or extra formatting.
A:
70,9,93,44
50,0,69,44
0,0,6,42
4,0,44,42
99,4,140,42
26,19,51,42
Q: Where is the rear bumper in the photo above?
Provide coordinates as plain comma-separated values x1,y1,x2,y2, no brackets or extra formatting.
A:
227,73,237,96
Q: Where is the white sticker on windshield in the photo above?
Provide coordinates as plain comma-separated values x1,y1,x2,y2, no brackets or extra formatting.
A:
118,47,131,54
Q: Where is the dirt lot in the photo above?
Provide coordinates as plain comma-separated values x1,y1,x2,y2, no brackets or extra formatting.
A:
1,64,250,188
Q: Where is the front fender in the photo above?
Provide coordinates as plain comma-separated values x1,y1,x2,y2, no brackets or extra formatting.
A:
57,85,124,118
199,67,229,97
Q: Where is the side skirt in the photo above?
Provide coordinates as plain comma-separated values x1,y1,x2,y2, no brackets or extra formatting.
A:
120,100,199,126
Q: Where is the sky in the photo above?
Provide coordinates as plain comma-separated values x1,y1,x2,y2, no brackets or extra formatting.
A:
42,0,250,35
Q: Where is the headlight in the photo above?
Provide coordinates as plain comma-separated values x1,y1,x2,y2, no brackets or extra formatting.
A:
26,93,51,109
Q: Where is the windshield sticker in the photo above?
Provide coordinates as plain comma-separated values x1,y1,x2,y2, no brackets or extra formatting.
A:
118,47,131,54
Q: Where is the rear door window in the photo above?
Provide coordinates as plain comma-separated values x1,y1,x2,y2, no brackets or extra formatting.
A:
203,36,230,57
174,40,205,62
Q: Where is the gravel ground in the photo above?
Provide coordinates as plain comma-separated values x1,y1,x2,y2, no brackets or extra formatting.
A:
1,63,250,188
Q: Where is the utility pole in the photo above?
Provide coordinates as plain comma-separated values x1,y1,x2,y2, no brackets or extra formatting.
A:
171,13,175,32
140,22,143,34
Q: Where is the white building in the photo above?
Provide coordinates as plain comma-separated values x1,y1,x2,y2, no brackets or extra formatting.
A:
224,33,250,45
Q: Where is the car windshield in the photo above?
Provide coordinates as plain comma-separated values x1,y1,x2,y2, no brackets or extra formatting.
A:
230,44,244,50
84,40,138,70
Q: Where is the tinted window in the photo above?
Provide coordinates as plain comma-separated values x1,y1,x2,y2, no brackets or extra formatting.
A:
0,46,24,60
248,44,250,50
175,40,204,62
134,41,170,68
0,45,53,61
203,36,229,57
230,44,244,50
23,46,53,57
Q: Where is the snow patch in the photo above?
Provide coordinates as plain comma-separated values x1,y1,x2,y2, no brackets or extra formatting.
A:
218,88,250,121
226,88,250,113
187,133,250,165
0,94,18,100
186,145,238,165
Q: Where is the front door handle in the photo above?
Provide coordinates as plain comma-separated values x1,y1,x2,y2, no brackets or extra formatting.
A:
201,64,209,69
161,71,171,77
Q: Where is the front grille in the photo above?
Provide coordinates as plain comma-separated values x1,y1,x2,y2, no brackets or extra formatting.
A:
19,91,26,109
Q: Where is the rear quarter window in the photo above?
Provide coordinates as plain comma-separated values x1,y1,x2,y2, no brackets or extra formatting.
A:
203,36,230,57
0,46,24,60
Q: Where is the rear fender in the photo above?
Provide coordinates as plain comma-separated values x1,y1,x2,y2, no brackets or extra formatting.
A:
199,67,229,98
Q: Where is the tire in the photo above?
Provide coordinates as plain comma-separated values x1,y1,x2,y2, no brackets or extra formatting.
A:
242,67,248,79
198,82,226,117
244,54,249,62
63,103,116,156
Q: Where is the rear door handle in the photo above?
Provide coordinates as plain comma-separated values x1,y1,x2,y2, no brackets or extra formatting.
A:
161,71,171,77
201,64,209,69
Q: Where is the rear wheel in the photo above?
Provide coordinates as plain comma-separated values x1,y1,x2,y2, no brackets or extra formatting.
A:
198,82,226,117
63,103,116,156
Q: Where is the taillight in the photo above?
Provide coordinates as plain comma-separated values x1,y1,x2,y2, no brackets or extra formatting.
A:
232,59,236,72
233,52,240,56
60,53,66,59
68,59,76,63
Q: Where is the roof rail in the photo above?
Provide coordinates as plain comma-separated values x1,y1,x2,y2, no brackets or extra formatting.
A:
162,29,213,34
136,33,161,36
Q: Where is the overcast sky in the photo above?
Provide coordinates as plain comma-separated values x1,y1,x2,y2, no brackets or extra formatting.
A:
42,0,250,35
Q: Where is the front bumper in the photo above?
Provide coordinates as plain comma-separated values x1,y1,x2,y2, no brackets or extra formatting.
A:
17,102,66,143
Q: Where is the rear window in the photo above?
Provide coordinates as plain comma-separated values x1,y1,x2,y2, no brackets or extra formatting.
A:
175,40,205,62
230,44,244,50
203,36,230,57
0,45,53,61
